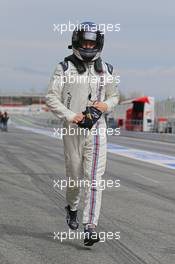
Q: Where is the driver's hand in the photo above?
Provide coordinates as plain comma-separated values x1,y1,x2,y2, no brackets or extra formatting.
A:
72,113,84,124
93,102,108,112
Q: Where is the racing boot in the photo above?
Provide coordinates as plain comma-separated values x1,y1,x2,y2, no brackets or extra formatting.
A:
84,225,100,246
65,205,79,230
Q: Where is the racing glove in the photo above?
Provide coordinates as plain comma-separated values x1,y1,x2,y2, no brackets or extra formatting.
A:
77,106,102,130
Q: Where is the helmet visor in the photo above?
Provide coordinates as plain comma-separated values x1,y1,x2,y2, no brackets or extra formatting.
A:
82,31,97,41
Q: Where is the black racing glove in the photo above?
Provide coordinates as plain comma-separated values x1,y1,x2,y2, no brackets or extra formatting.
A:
77,106,102,130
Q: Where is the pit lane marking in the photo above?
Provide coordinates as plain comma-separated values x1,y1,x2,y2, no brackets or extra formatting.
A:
12,124,175,171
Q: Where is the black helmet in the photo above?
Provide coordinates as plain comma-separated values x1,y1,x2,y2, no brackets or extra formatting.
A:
70,22,104,62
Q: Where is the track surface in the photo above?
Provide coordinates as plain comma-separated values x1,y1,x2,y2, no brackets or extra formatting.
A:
0,122,175,264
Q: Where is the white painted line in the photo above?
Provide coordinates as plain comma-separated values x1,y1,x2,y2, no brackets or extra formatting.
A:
108,143,175,170
12,123,175,171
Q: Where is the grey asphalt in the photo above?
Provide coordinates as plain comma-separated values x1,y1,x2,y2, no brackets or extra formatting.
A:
109,134,175,156
0,124,175,264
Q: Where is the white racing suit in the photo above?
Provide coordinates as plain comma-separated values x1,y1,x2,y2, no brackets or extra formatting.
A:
46,59,120,226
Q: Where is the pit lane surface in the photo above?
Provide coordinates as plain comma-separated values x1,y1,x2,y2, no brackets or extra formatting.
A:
0,124,175,264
